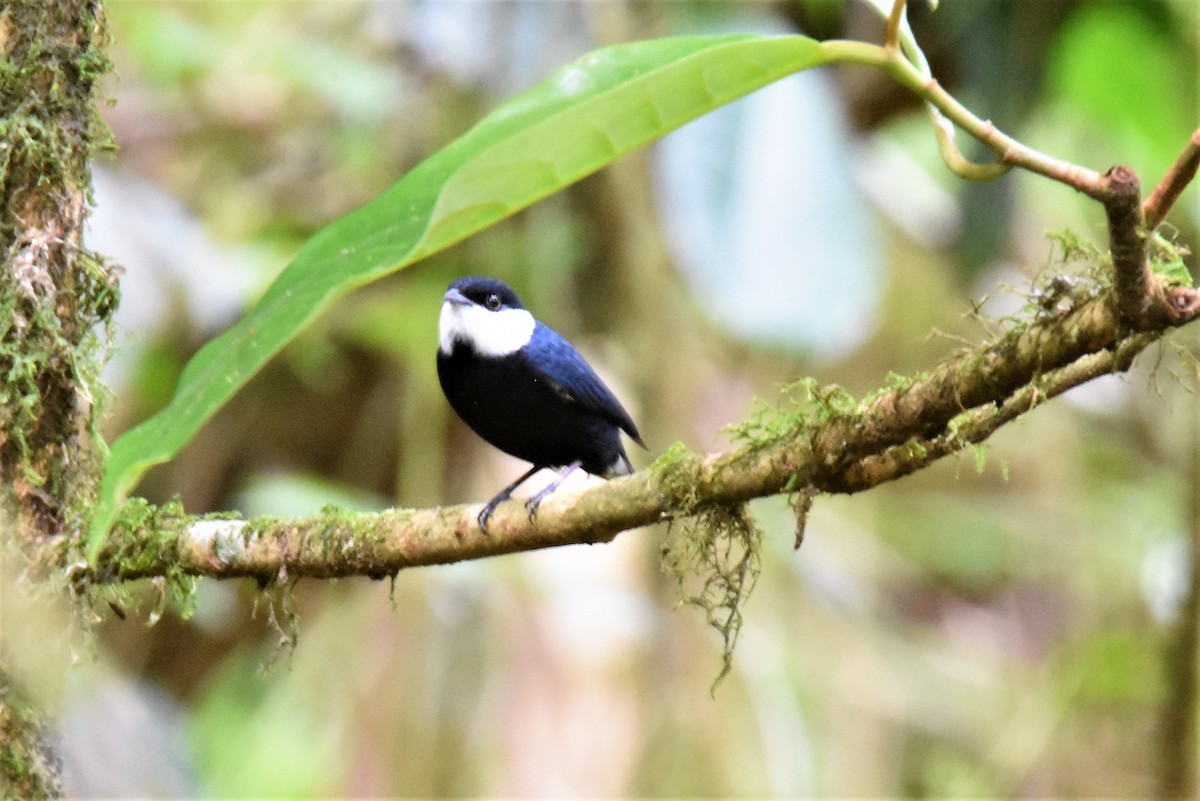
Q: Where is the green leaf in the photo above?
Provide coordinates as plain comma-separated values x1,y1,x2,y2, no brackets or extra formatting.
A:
89,33,828,559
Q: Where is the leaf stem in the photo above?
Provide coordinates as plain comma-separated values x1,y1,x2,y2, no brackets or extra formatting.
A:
883,0,908,51
819,39,1108,193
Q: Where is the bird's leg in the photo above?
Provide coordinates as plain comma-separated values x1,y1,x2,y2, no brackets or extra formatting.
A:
525,460,583,523
478,465,543,532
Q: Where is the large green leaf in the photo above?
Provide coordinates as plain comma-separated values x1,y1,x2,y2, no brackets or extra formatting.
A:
89,33,828,558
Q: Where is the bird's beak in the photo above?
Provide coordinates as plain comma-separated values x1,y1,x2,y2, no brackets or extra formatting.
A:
443,287,471,306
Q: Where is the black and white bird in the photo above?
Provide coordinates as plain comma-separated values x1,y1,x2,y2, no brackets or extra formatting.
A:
437,276,646,530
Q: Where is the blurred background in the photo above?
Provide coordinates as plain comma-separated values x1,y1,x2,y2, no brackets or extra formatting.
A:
66,0,1197,796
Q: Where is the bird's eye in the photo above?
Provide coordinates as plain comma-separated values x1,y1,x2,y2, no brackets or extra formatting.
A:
485,294,501,311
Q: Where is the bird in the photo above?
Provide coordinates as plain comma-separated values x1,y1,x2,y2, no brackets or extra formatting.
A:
437,276,646,531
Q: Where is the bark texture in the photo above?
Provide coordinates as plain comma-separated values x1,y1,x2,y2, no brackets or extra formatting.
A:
0,2,114,798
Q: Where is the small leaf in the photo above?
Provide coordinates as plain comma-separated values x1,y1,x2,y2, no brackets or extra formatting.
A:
89,33,828,559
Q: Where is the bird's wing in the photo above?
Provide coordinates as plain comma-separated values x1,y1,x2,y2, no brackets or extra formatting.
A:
525,324,646,448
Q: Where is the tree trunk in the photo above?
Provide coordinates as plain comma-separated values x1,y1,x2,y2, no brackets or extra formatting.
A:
0,1,115,798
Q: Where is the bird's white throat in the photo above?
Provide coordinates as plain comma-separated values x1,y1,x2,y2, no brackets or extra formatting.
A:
439,302,536,357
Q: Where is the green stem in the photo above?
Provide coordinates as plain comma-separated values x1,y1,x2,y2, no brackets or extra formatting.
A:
818,39,1106,194
883,0,908,51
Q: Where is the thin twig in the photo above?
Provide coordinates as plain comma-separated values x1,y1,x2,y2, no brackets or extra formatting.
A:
822,40,1103,194
884,0,908,51
1144,128,1200,230
926,103,1011,181
821,39,1199,330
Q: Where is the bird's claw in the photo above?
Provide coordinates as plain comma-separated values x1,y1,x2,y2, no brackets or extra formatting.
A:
476,503,498,534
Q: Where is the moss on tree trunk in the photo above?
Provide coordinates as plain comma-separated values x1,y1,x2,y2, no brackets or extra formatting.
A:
0,1,115,798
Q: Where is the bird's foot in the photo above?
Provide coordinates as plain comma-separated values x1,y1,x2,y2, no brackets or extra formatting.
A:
476,465,543,533
523,460,582,525
524,496,543,524
476,499,502,534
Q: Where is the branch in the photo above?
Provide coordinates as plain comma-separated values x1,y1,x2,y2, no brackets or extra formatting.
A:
883,0,908,51
825,40,1100,191
91,279,1189,585
831,330,1156,492
1103,166,1156,329
84,24,1200,592
823,41,1200,331
1143,128,1200,231
1102,165,1200,330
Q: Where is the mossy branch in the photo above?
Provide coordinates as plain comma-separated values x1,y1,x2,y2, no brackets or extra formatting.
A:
80,63,1200,687
90,261,1196,586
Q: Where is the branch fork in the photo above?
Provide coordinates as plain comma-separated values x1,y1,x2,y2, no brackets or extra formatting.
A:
1100,164,1200,330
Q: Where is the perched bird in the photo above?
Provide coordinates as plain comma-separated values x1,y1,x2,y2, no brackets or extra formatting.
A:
437,276,646,530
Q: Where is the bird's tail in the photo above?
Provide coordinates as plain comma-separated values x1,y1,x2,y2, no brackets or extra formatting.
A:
604,448,635,478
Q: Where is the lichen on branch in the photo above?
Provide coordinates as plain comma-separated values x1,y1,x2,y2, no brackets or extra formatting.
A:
87,229,1197,598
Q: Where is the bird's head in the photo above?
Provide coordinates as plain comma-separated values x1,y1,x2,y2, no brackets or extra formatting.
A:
438,276,536,357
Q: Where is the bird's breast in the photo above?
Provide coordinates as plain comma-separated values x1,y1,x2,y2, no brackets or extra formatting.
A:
437,347,625,473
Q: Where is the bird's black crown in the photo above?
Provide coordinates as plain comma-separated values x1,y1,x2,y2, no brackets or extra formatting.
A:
450,276,525,312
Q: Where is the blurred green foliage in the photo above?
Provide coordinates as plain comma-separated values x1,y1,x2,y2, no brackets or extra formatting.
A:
69,0,1200,797
1049,3,1193,179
